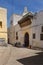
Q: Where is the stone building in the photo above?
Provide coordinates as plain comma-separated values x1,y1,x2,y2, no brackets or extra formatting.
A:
8,7,43,48
0,7,8,45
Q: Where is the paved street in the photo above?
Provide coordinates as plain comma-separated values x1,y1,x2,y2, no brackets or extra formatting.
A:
0,44,43,65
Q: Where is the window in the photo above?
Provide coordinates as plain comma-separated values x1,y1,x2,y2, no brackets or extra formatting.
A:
40,34,43,40
16,32,18,36
42,26,43,32
16,36,18,40
33,33,35,39
0,22,2,28
16,32,18,40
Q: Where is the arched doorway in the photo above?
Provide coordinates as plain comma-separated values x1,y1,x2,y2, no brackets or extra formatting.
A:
24,32,29,47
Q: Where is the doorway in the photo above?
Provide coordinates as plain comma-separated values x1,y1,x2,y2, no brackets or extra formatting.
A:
24,32,29,47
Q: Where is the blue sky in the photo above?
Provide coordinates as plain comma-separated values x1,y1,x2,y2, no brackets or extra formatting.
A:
0,0,43,27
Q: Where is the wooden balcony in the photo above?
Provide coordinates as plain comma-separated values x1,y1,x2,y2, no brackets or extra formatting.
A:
18,13,33,27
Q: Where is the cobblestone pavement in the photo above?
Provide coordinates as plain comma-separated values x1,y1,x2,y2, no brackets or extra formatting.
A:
0,44,42,65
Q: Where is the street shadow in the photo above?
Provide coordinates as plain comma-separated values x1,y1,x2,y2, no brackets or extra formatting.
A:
17,52,43,65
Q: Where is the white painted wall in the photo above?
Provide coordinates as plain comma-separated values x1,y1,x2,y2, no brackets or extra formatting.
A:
32,11,43,48
13,14,22,26
10,14,22,26
14,24,21,43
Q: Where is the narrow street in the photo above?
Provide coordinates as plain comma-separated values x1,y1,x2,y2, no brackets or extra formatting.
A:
0,44,42,65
